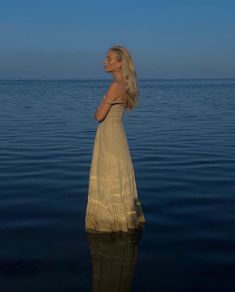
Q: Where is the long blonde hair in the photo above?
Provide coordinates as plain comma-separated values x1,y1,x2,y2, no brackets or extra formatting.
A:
109,45,139,111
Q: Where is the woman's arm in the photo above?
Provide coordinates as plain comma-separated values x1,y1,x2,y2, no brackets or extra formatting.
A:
95,82,122,122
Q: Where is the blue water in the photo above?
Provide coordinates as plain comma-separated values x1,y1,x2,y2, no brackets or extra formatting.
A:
0,79,235,292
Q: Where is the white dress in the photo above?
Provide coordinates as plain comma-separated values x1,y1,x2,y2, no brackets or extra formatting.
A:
85,101,146,232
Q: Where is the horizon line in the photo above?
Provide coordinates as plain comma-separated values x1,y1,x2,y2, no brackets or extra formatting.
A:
0,77,235,81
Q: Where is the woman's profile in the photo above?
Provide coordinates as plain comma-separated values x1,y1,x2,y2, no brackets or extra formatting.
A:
85,45,146,232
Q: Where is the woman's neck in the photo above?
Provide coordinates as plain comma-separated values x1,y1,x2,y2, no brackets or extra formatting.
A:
112,70,123,82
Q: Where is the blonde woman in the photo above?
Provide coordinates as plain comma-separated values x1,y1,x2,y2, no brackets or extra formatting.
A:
85,45,146,232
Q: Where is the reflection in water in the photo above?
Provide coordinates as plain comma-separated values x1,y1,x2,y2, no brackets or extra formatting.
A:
86,227,144,292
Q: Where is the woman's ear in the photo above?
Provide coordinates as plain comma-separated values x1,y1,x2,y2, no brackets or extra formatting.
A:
117,60,122,70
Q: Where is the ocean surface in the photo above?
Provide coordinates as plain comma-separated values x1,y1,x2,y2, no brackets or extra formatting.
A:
0,79,235,292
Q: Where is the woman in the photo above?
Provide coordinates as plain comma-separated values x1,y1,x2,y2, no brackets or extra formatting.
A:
85,45,146,232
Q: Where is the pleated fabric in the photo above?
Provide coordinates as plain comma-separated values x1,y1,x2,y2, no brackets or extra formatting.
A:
85,102,146,232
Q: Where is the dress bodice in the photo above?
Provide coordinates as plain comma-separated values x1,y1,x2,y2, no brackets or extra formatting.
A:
101,103,126,124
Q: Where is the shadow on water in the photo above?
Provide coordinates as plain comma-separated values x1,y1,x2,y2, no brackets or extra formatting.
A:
86,227,144,292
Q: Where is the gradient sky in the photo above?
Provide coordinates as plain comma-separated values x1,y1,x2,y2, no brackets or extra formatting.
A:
0,0,235,79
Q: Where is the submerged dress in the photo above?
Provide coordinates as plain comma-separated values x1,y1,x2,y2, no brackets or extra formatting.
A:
85,101,146,232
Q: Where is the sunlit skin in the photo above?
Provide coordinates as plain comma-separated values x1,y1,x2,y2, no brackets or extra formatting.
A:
95,50,128,122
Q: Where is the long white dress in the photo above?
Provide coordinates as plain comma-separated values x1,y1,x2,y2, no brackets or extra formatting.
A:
85,101,146,232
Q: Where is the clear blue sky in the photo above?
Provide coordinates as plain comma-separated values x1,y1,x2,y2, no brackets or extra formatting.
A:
1,0,235,79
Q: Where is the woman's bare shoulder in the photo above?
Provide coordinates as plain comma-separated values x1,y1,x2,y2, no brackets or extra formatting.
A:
107,81,123,91
104,82,123,100
105,82,120,98
109,81,127,102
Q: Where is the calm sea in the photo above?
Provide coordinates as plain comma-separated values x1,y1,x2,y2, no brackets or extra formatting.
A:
0,79,235,292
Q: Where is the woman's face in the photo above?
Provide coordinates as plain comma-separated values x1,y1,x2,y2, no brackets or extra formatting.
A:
104,50,121,73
